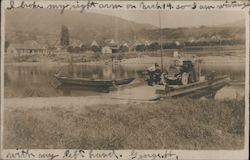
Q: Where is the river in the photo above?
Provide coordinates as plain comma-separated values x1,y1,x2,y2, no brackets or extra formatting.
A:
4,59,245,99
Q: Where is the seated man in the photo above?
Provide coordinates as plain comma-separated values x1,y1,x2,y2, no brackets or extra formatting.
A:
147,63,162,85
154,63,161,84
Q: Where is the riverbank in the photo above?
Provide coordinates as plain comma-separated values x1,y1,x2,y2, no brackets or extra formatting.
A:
3,97,245,149
4,44,245,66
4,54,245,67
4,85,158,109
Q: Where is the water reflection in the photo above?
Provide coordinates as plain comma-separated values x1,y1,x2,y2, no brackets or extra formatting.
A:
4,64,245,98
59,65,142,80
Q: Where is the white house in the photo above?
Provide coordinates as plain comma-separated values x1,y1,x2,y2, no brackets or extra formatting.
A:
102,46,112,54
7,40,47,55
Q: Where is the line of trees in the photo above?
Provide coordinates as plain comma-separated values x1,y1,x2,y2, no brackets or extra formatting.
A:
66,45,130,54
184,39,244,47
134,39,244,52
67,45,101,53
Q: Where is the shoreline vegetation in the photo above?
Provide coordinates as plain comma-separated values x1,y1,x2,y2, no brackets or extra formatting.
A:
4,98,244,149
4,45,245,65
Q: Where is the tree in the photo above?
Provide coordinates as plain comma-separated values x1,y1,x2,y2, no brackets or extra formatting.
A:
135,44,145,52
60,25,70,47
148,42,160,51
165,42,177,49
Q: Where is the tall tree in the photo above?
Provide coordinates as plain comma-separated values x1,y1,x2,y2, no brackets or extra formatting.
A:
60,25,69,47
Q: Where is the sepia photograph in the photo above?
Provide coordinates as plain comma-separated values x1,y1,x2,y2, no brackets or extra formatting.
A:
0,0,248,157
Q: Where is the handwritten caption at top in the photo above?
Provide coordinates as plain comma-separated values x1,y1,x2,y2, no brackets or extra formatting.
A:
6,0,250,14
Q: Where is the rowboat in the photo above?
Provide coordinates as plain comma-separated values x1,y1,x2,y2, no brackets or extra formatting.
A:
54,74,135,92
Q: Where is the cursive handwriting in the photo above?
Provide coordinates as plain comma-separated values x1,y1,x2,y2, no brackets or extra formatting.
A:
6,0,250,14
63,149,85,159
129,150,178,160
89,150,122,159
47,3,70,14
7,0,43,10
6,149,35,159
139,2,173,10
69,0,98,13
38,153,59,160
5,149,179,160
217,0,250,9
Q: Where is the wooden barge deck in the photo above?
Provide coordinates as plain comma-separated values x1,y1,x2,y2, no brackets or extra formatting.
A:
156,75,230,99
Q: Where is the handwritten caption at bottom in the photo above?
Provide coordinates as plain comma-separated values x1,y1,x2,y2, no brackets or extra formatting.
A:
5,149,179,160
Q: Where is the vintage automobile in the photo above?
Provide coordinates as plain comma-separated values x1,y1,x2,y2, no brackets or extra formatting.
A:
163,60,199,85
153,59,230,99
145,60,201,86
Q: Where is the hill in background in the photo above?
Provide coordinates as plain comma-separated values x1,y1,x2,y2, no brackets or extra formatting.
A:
5,9,245,46
5,9,156,44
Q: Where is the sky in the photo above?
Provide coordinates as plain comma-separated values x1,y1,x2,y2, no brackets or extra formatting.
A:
88,10,245,28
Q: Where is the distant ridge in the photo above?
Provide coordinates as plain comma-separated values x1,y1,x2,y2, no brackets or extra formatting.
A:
5,9,156,43
215,19,245,27
5,9,245,45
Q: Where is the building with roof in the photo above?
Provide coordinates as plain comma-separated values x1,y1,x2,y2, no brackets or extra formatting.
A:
70,38,83,48
91,40,99,47
7,40,47,55
120,43,130,53
102,46,112,55
102,39,121,54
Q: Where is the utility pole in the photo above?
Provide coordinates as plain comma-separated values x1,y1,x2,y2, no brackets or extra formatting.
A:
158,11,163,71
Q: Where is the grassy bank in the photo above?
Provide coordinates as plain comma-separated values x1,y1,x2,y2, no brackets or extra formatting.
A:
4,98,244,149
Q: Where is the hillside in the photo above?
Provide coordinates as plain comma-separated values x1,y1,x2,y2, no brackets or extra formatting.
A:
138,26,245,42
5,9,245,45
5,9,156,44
217,19,245,28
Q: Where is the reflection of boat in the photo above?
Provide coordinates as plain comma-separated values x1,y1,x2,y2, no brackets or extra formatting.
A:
54,74,135,92
156,75,230,99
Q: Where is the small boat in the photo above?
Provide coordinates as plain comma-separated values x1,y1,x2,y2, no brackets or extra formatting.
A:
54,74,135,92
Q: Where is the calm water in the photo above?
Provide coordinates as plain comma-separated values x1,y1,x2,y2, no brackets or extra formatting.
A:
4,63,245,98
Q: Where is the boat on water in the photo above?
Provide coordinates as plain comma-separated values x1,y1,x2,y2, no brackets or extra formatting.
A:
156,75,230,99
54,73,135,92
144,57,231,99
